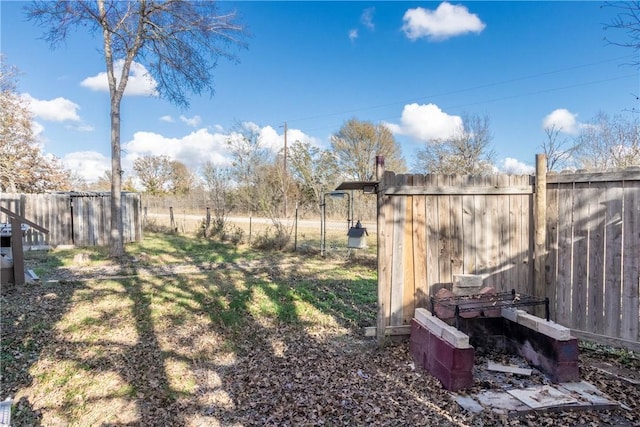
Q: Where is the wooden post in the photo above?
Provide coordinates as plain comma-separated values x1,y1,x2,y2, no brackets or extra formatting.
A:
376,155,387,342
0,207,48,285
534,154,547,305
169,206,175,231
11,217,25,285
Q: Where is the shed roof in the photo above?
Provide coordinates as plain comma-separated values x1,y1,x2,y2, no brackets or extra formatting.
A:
335,181,378,192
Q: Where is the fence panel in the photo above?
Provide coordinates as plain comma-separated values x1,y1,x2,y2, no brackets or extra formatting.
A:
0,192,142,247
546,170,640,344
377,172,535,335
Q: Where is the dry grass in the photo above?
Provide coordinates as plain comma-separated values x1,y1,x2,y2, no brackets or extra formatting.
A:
1,232,638,426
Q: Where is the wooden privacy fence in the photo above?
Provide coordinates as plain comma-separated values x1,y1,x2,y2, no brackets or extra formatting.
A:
546,170,640,348
375,171,535,336
0,192,142,246
373,164,640,350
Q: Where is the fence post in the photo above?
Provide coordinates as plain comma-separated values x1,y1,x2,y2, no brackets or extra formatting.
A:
294,202,298,251
534,154,547,314
376,155,388,343
169,206,175,231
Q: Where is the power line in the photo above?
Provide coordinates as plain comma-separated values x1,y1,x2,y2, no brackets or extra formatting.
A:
299,72,638,135
287,54,638,131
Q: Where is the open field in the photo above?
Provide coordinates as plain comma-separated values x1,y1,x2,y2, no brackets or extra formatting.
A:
1,232,639,426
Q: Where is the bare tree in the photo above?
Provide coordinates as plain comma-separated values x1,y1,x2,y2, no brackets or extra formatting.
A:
288,140,339,213
200,161,232,225
27,1,246,257
331,118,406,180
540,124,578,172
0,56,71,192
169,160,194,195
226,122,272,214
414,114,496,174
604,1,640,68
573,111,640,170
133,154,172,195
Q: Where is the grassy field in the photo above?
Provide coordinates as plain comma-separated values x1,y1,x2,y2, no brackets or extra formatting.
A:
1,232,639,426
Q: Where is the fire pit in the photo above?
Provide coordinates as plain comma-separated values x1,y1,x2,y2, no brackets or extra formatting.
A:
430,289,550,328
410,285,579,391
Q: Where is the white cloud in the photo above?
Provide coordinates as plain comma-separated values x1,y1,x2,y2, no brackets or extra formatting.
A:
80,60,158,96
361,7,375,31
121,122,318,174
66,124,95,132
62,151,110,183
500,157,534,175
160,115,174,123
542,108,580,135
402,2,486,41
180,115,202,127
385,103,462,142
124,128,233,172
22,93,80,122
349,29,359,41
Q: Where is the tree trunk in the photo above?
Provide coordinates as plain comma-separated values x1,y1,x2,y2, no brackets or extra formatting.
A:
109,100,124,258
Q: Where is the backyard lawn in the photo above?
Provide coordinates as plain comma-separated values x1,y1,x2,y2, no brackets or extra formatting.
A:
1,232,639,426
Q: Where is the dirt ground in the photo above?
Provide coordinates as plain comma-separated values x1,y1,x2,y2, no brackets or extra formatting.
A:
1,253,639,427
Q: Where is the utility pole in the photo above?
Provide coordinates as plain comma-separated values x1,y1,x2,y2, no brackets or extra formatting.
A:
283,122,288,218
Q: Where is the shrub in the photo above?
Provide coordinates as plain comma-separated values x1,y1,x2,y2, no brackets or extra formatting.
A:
144,218,175,234
251,223,290,251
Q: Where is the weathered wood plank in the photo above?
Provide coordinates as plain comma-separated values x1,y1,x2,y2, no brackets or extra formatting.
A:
604,182,623,338
450,175,464,279
377,171,394,340
384,185,534,195
493,175,510,292
474,175,489,277
621,180,640,341
363,325,412,337
438,175,453,288
483,175,499,289
389,175,406,326
509,176,524,294
572,182,590,331
403,175,415,325
425,174,440,296
570,329,640,353
412,175,428,308
545,183,559,320
588,182,606,335
556,182,574,327
547,169,640,184
462,175,476,275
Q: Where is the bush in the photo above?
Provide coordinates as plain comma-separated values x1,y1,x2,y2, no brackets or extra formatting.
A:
251,224,290,251
199,217,244,246
144,218,176,234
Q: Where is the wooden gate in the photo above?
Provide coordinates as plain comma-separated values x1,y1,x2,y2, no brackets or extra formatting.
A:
375,171,535,336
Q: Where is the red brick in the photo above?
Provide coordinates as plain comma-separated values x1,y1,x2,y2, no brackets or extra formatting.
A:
429,332,474,370
410,319,431,370
430,358,474,391
553,339,579,362
551,361,580,383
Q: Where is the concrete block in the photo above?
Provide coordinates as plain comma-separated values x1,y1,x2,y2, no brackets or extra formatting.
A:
537,320,571,341
516,312,540,332
414,307,432,326
418,311,450,338
453,274,483,296
442,326,471,349
501,307,518,322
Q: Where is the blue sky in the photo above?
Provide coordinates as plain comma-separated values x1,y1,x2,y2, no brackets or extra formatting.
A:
2,1,638,182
